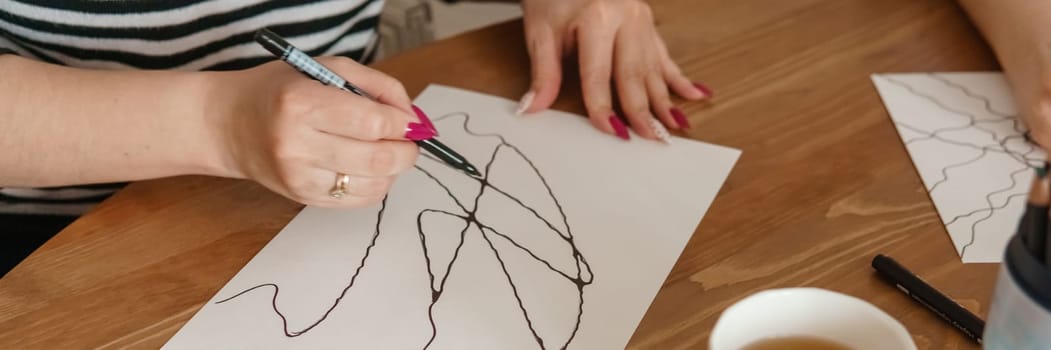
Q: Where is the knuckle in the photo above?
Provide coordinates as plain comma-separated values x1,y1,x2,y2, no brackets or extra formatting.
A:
318,56,355,73
366,146,398,175
354,112,389,140
269,131,304,163
618,68,646,84
644,56,662,72
1034,101,1051,121
581,64,610,82
386,78,407,95
283,178,315,203
581,1,613,23
582,73,609,89
650,95,671,109
272,84,314,118
624,104,651,118
526,34,545,55
582,93,613,114
630,1,653,19
270,137,297,163
648,85,672,103
627,109,650,120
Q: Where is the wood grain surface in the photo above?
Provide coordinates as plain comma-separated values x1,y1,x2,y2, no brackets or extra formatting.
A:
0,0,1003,349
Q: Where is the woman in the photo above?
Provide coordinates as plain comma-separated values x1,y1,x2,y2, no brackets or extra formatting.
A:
0,0,709,271
961,1,1051,151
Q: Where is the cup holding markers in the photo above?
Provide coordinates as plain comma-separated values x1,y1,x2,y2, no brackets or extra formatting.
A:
982,166,1051,349
709,288,916,350
982,234,1051,348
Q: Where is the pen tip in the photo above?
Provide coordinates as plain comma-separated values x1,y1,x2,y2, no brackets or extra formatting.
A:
465,165,482,177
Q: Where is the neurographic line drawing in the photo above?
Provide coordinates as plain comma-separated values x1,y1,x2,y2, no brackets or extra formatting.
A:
213,112,594,349
874,73,1044,261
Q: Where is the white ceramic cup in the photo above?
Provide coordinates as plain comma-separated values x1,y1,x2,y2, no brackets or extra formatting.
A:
709,288,916,350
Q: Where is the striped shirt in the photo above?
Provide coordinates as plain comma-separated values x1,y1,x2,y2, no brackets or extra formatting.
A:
0,0,386,216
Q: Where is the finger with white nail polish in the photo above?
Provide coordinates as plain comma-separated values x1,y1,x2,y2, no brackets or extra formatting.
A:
648,118,671,144
516,91,535,115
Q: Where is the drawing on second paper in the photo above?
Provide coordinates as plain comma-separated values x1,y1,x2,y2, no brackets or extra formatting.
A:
873,72,1044,263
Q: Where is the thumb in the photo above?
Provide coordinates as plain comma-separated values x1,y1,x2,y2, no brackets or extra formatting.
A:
518,26,563,115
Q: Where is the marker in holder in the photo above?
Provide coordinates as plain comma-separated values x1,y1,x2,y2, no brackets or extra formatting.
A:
983,234,1051,349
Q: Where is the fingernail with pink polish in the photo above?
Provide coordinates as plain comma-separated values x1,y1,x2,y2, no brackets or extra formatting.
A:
516,91,535,115
411,104,437,135
609,115,630,140
693,82,713,98
671,107,691,130
405,123,435,141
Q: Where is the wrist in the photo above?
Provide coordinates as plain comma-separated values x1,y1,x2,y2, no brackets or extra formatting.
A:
190,71,247,179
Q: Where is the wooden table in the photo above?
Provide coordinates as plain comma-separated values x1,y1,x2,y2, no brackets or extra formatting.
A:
0,0,1002,348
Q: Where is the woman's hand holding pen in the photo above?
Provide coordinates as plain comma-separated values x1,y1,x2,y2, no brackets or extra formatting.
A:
205,57,421,208
517,0,711,141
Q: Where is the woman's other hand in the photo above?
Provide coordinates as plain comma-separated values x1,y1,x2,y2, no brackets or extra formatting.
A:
517,0,711,141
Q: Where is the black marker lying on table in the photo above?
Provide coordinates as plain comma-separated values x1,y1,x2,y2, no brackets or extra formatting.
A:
871,254,984,344
253,28,481,177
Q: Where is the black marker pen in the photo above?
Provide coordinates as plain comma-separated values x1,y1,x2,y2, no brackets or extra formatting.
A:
871,254,984,344
254,28,481,177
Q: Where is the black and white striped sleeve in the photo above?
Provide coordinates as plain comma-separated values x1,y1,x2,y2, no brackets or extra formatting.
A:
0,0,384,70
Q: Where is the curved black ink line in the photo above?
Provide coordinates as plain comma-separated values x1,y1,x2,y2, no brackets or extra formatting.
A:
943,192,1028,231
904,122,977,145
888,75,1013,122
895,122,1038,169
411,113,594,349
927,148,987,193
417,208,468,289
929,73,1016,119
943,163,1029,229
416,207,470,349
216,112,594,350
885,76,1039,167
886,75,1038,165
883,77,1006,142
884,76,1045,260
958,193,1026,258
433,112,584,255
941,161,1030,227
213,197,388,337
957,166,1030,258
478,225,546,346
896,122,1017,159
903,116,1023,147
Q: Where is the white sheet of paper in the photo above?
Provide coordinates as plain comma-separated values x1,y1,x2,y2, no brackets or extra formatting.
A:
872,73,1043,263
164,85,740,349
